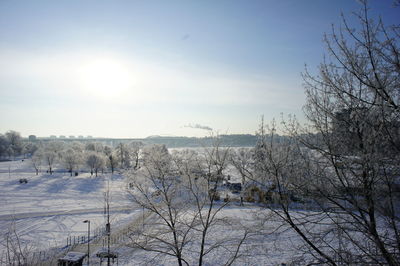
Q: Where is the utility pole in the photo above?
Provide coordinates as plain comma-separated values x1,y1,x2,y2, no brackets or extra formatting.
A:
104,178,111,266
83,220,90,266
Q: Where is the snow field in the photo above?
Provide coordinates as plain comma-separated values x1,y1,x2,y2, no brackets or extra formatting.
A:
115,206,303,266
0,159,137,256
0,158,311,265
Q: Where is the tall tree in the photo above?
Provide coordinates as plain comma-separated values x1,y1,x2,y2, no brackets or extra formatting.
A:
5,131,23,158
31,151,43,175
86,152,105,177
42,150,57,175
63,149,82,176
265,2,400,265
0,134,8,159
127,141,249,265
129,141,143,170
115,143,129,169
104,145,117,174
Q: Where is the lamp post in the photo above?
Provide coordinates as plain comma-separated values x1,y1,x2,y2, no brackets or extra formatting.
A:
83,220,90,266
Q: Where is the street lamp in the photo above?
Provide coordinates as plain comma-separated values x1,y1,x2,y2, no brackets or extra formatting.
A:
83,220,90,266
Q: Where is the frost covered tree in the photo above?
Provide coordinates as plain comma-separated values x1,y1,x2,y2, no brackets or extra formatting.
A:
141,144,170,170
1,220,34,265
22,142,38,158
85,142,104,153
86,152,105,177
0,130,25,159
0,134,8,159
262,2,400,265
230,147,254,186
70,141,84,153
253,117,272,187
31,151,43,175
128,141,143,169
39,147,58,175
37,141,65,175
5,130,23,158
115,143,131,169
62,149,82,176
46,141,65,155
104,145,117,174
126,142,249,266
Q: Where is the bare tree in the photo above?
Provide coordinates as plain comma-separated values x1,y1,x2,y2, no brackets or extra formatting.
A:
31,151,43,175
184,142,248,266
0,220,35,266
258,2,400,265
126,142,249,265
127,146,188,266
230,147,254,187
41,149,57,175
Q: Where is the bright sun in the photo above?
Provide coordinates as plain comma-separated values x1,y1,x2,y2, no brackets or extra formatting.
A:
78,58,133,99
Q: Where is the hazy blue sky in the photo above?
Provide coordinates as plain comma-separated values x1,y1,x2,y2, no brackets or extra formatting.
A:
0,0,398,138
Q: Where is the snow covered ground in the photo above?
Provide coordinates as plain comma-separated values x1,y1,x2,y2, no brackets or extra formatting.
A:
0,158,307,265
115,205,304,266
0,159,138,258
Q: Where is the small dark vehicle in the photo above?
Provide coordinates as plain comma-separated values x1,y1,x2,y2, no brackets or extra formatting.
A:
19,178,28,184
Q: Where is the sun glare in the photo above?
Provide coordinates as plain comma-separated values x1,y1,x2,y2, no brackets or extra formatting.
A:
78,58,133,99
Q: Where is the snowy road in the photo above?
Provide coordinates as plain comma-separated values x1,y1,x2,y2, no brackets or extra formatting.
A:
0,205,136,221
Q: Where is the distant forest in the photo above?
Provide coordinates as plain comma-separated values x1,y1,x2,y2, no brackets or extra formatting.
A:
28,134,270,148
143,134,261,147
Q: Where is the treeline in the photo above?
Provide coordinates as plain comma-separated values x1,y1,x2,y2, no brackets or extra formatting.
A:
0,130,37,160
144,134,259,147
30,141,145,176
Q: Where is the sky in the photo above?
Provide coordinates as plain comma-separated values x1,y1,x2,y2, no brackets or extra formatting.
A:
0,0,398,138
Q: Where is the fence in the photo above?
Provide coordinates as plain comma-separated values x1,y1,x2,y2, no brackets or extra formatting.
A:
0,226,107,265
0,211,152,265
65,227,106,247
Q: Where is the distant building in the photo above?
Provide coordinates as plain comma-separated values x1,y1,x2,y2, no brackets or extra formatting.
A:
50,135,57,139
28,135,37,142
59,135,66,139
78,135,84,139
69,135,75,139
87,135,93,139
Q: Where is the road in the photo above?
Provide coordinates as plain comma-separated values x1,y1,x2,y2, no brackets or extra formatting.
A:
0,205,136,221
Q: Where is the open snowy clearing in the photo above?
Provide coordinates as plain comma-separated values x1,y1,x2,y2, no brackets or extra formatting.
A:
0,159,139,257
